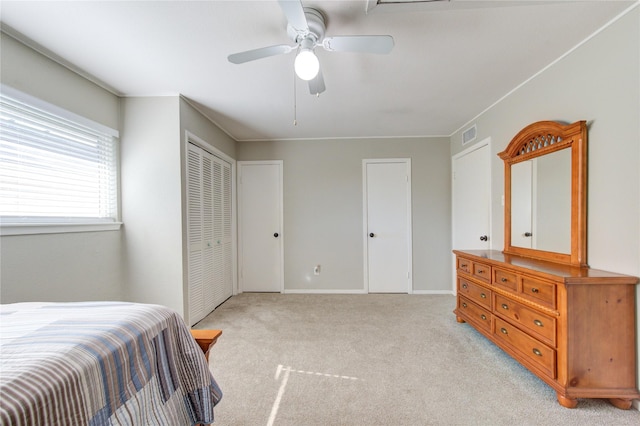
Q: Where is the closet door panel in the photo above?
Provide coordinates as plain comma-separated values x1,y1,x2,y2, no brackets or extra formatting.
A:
222,162,233,301
187,144,205,324
211,158,225,309
202,153,216,315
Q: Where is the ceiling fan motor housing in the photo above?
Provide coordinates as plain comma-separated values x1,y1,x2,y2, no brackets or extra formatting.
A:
287,8,326,45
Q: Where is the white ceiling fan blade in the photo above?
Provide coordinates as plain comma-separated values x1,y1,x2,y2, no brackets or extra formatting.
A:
308,68,325,95
228,44,294,64
278,0,309,33
322,35,394,54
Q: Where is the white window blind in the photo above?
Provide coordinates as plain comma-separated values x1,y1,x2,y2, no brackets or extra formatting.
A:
0,89,119,229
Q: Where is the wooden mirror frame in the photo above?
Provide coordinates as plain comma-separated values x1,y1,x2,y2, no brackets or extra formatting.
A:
498,120,587,267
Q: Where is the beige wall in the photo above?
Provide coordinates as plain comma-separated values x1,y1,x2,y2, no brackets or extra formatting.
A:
120,96,184,314
179,98,236,161
0,32,124,303
237,137,452,293
450,6,640,397
0,33,119,130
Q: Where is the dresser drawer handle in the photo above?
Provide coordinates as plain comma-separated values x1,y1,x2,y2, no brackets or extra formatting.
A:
531,288,539,293
461,264,468,269
533,319,543,327
501,277,508,282
462,283,468,289
481,314,487,320
480,293,487,299
462,302,467,308
532,348,542,357
477,270,485,274
501,303,509,310
500,327,508,335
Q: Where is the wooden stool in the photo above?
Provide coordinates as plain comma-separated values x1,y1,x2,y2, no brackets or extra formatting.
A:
190,329,222,361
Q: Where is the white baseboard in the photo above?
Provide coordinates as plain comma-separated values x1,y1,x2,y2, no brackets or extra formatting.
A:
283,289,368,294
412,290,455,295
281,289,455,295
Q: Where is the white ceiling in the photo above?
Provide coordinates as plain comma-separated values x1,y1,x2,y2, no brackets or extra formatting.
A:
0,1,634,141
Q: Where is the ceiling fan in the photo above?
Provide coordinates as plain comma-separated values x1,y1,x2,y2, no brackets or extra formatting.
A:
227,0,394,95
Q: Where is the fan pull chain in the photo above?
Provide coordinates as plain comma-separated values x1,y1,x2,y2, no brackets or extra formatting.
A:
293,67,298,126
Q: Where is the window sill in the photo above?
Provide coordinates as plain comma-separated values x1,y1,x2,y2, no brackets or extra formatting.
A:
0,222,123,236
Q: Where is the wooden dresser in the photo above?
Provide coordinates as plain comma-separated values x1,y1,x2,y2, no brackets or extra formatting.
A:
453,249,639,409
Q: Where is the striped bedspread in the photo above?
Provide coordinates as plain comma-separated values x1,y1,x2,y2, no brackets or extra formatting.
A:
0,302,222,425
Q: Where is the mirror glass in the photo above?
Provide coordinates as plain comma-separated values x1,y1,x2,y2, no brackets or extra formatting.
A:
510,147,571,253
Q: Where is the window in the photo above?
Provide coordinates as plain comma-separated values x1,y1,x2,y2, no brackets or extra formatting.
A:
0,86,120,235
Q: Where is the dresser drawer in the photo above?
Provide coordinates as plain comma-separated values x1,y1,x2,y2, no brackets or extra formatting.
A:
458,278,491,309
472,261,491,283
493,294,556,346
458,296,492,332
521,276,556,309
494,317,556,379
457,257,472,274
493,268,518,292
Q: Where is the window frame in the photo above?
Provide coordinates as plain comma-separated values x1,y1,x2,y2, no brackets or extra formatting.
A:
0,85,122,236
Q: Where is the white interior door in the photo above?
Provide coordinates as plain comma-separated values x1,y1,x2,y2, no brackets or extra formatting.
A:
364,159,412,293
238,161,283,292
452,140,491,251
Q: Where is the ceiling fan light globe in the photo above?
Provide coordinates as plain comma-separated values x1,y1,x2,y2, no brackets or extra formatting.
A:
294,50,320,81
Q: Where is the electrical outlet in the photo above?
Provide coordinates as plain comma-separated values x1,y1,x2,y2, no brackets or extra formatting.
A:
313,265,321,275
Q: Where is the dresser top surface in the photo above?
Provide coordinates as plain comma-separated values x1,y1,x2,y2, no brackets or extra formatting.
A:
454,250,638,283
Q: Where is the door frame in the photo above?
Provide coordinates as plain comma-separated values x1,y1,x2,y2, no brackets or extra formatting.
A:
362,158,413,294
237,160,284,293
451,137,492,292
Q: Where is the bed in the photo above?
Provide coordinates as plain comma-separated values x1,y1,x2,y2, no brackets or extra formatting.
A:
0,301,222,425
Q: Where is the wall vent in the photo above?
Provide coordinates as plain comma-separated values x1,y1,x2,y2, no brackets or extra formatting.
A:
462,124,477,145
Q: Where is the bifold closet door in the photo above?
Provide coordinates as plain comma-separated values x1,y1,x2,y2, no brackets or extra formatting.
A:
187,143,233,325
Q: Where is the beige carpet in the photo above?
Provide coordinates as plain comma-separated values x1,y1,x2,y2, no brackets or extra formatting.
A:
195,293,639,425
